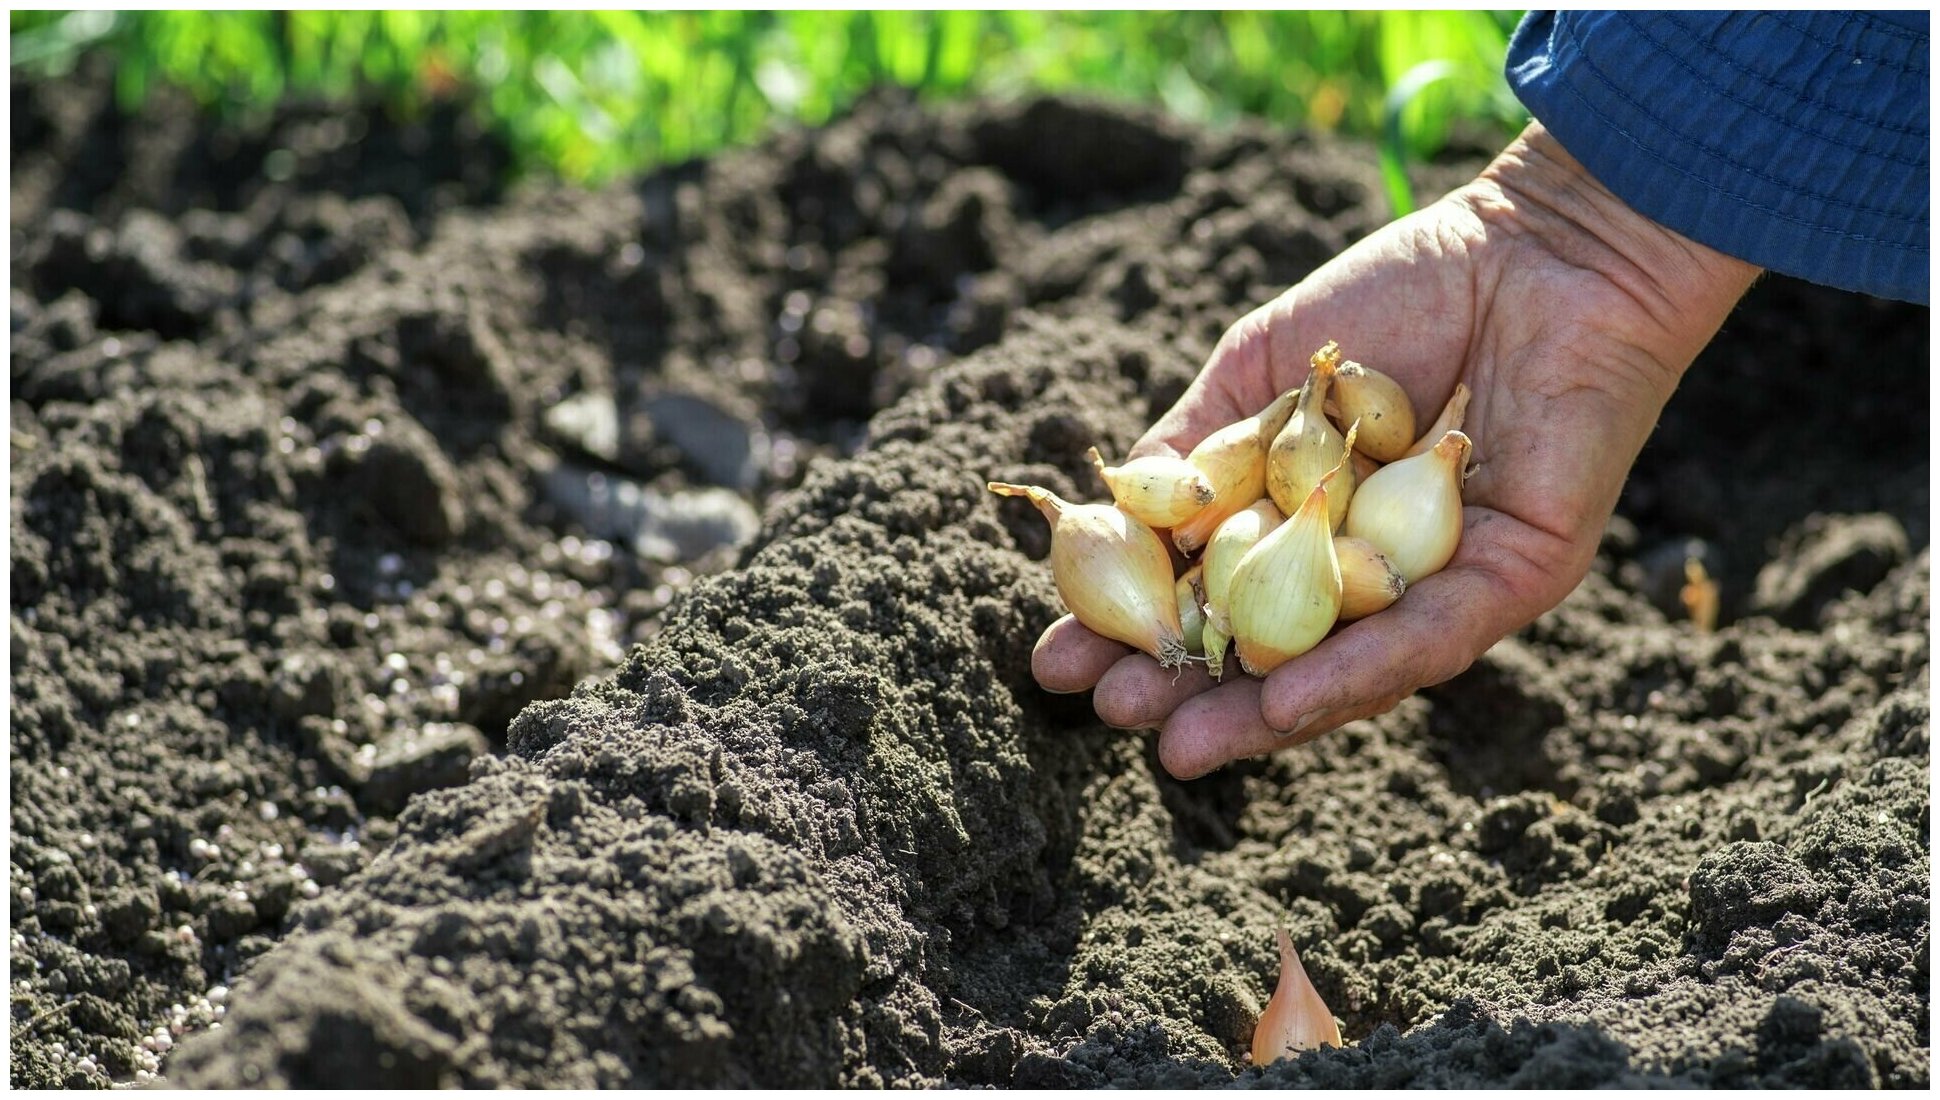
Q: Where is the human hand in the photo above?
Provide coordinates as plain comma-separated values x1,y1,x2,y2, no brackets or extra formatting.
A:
1034,122,1761,779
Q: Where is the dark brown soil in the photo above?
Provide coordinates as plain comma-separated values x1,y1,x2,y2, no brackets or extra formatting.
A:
10,72,1929,1089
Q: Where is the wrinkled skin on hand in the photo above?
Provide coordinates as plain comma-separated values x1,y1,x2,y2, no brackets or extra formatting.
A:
1033,122,1761,780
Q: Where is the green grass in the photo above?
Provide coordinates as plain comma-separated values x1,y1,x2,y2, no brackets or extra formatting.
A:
11,11,1525,210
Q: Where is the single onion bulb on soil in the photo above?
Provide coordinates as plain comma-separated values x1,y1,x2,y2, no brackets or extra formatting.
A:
1251,927,1341,1065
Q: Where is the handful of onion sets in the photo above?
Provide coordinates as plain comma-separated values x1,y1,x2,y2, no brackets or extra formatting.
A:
989,341,1474,680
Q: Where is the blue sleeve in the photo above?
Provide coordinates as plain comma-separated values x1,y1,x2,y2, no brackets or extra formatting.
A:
1505,11,1929,304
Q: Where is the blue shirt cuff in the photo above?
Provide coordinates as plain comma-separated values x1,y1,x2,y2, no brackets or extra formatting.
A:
1506,10,1930,304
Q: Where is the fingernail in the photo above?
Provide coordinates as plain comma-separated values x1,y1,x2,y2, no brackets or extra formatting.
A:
1273,712,1319,739
1041,685,1087,696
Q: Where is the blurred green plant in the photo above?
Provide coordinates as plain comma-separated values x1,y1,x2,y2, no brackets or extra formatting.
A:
11,10,1524,207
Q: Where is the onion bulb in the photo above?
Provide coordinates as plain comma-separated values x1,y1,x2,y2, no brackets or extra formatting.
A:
1171,387,1300,555
988,481,1188,667
1198,499,1282,680
1351,449,1381,484
1251,928,1341,1065
1401,382,1470,459
1177,563,1208,655
1229,428,1356,677
1342,430,1470,584
1332,359,1416,463
1088,447,1214,529
1200,499,1285,636
1202,618,1231,680
1334,536,1406,621
1267,342,1355,531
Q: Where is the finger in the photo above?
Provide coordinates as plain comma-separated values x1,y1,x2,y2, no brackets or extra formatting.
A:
1156,679,1283,780
1277,690,1413,744
1256,554,1528,733
1156,679,1412,780
1031,615,1132,694
1092,653,1219,731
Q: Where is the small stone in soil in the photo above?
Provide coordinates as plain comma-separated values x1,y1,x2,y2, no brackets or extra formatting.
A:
636,391,769,491
539,462,758,564
543,391,623,465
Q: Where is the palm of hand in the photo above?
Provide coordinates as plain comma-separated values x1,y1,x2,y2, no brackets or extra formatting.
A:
1033,167,1746,778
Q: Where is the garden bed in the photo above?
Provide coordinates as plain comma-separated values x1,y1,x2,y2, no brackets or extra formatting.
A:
9,73,1929,1088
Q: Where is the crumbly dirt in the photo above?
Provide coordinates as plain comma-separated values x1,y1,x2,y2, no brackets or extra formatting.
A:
9,72,1929,1089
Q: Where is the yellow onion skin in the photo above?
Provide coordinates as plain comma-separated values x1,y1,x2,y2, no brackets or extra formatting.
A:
1266,346,1355,530
1332,359,1416,463
1251,928,1342,1065
1177,563,1207,655
1088,448,1215,529
1351,450,1381,484
1228,474,1341,678
1203,618,1231,680
1401,382,1471,459
1342,430,1471,584
1173,388,1300,555
988,482,1188,667
1334,535,1406,620
1201,499,1285,635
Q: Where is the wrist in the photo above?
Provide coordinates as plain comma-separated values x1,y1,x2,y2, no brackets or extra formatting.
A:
1466,121,1762,375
